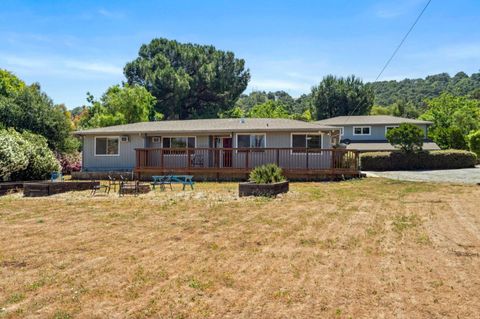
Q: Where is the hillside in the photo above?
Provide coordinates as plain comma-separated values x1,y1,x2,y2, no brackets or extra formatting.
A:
368,71,480,107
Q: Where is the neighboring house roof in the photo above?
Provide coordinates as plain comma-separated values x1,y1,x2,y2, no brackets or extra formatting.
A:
315,115,432,126
75,118,336,135
345,141,440,151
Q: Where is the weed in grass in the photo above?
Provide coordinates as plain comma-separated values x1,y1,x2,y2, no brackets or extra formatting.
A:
6,292,25,304
416,233,432,245
187,277,211,291
392,214,420,233
52,310,72,319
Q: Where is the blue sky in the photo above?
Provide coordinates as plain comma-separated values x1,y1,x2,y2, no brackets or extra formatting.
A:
0,0,479,108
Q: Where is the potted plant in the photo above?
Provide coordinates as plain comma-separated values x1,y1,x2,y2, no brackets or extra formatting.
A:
239,164,289,197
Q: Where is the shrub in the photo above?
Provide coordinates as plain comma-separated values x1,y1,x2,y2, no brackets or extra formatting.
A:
0,128,60,181
386,123,424,152
57,152,82,174
0,129,29,181
360,150,477,171
468,130,480,158
249,164,286,184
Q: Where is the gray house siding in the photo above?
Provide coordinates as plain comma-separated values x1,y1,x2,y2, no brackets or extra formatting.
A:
82,134,145,171
339,124,428,141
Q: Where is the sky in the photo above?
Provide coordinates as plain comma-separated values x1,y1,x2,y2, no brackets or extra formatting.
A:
0,0,479,108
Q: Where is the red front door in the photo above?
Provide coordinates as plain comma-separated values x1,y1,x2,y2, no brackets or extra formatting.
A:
222,137,233,167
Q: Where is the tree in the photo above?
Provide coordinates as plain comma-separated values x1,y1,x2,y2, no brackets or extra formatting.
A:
420,93,480,149
386,123,424,153
0,82,74,152
311,75,374,120
468,130,480,157
0,69,25,97
80,84,158,128
247,100,290,118
124,38,250,119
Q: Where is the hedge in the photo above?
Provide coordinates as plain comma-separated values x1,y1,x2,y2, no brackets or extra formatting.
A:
360,150,477,171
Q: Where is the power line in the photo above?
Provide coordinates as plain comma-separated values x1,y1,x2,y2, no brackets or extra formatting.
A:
374,0,432,82
346,0,433,118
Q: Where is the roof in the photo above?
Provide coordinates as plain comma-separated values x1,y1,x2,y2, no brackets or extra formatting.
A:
75,118,336,135
345,141,440,151
316,115,432,126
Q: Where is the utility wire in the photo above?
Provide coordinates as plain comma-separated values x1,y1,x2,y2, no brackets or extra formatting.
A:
346,0,433,118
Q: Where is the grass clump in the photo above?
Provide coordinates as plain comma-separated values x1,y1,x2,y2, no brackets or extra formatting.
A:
249,163,286,184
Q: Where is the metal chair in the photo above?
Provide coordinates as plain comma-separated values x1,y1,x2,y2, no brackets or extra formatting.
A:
90,180,110,196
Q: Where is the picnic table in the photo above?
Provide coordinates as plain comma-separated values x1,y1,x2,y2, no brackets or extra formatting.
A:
151,175,195,191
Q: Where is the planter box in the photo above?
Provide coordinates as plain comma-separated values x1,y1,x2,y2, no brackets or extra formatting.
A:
23,181,100,197
239,181,289,197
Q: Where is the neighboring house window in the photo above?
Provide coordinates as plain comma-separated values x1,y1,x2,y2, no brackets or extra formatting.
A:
291,134,322,153
237,134,266,148
162,137,196,151
339,127,344,136
385,125,399,135
353,126,371,135
95,137,119,156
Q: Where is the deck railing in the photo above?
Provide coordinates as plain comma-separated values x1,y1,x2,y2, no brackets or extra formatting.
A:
135,148,359,174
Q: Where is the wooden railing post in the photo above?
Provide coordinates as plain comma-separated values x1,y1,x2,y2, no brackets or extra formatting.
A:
306,148,309,169
331,149,336,173
187,149,191,169
245,149,249,169
161,149,164,169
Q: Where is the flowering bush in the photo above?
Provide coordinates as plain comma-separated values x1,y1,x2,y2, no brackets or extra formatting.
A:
56,152,82,174
0,128,60,181
0,129,29,181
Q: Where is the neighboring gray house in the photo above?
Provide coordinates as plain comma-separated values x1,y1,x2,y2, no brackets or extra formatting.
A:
74,118,360,178
316,115,440,151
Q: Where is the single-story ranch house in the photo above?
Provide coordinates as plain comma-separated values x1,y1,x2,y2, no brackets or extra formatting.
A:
316,115,440,151
74,118,360,179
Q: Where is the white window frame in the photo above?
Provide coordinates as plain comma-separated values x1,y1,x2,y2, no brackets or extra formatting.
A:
162,136,196,155
353,126,371,136
339,127,344,137
235,133,267,150
290,133,323,155
385,125,399,136
94,136,120,157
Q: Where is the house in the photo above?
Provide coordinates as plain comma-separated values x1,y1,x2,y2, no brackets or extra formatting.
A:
74,118,360,179
315,115,440,152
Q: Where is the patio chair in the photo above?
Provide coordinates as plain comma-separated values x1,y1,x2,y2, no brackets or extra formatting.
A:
190,154,204,167
119,180,140,196
90,180,110,196
107,175,120,192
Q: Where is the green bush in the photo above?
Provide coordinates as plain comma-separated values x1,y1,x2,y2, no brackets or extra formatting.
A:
386,123,424,152
360,150,477,171
0,129,29,181
468,130,480,158
0,128,60,181
249,164,286,184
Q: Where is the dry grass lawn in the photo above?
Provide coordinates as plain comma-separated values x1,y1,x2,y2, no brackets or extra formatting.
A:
1,178,479,318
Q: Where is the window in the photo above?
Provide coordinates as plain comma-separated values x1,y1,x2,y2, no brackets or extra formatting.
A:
162,137,195,151
339,127,344,136
385,125,399,135
95,137,119,156
151,136,161,143
237,134,266,148
353,126,371,135
291,134,322,153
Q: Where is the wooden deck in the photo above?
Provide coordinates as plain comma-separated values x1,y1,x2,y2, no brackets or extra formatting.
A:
135,147,360,179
